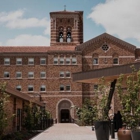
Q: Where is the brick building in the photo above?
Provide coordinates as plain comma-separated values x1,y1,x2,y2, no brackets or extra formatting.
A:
0,9,140,124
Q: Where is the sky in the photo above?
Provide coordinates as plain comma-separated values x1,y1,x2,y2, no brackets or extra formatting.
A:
0,0,140,47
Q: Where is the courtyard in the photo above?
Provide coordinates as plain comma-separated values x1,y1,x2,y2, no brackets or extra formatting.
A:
31,123,118,140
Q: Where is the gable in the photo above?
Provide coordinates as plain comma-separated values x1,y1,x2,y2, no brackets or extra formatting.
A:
76,33,136,54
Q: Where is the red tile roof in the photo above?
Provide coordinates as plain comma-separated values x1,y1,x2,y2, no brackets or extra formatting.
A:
49,46,76,51
0,46,76,53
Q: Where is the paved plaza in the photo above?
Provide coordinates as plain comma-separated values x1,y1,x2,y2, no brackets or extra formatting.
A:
31,123,118,140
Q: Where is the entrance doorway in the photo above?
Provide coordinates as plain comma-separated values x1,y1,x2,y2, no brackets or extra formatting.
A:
57,99,74,123
61,109,70,123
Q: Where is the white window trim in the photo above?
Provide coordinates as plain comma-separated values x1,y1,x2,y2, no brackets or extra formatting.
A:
16,58,22,65
28,72,34,78
54,57,58,65
72,57,77,65
65,71,71,78
93,58,99,65
113,58,119,65
66,58,71,65
28,58,34,65
4,72,10,78
16,72,22,79
60,71,65,78
60,85,65,92
16,85,22,91
40,72,46,78
4,58,10,65
40,85,46,92
60,57,64,65
40,58,46,65
66,85,71,92
28,85,34,92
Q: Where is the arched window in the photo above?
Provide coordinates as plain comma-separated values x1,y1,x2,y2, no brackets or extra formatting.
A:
59,27,64,42
113,53,119,65
93,53,99,65
66,27,71,42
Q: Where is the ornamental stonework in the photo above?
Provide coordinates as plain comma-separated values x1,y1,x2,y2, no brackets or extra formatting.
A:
56,18,74,28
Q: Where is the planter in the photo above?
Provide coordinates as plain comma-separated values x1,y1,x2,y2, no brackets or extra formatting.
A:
131,131,140,140
117,128,132,140
94,121,110,140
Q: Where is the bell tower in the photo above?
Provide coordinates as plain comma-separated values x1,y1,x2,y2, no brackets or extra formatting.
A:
50,10,83,46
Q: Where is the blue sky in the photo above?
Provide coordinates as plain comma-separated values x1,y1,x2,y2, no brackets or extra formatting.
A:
0,0,140,47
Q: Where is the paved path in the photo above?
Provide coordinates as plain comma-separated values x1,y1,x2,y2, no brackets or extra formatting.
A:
31,123,118,140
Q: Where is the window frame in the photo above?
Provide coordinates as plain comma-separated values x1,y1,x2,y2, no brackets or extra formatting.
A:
16,58,22,65
28,72,34,79
40,85,46,92
4,72,10,78
28,58,34,65
60,57,64,65
72,57,77,65
40,72,46,79
16,85,22,91
40,58,46,65
60,85,65,91
53,57,58,65
66,57,71,65
60,71,65,78
93,84,98,91
28,85,34,92
113,58,119,65
66,85,71,91
65,71,71,78
4,58,10,65
93,58,98,65
16,72,22,79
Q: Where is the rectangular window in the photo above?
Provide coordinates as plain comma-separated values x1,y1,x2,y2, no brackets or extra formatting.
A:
28,72,34,78
28,85,34,92
16,85,21,91
16,72,22,78
94,85,98,90
93,58,98,65
66,85,71,91
53,57,58,64
16,58,22,65
60,85,65,91
40,72,46,78
66,71,71,78
60,57,64,65
28,58,34,65
66,57,70,65
60,71,64,78
113,58,119,64
40,58,46,65
72,57,77,65
4,72,10,78
40,85,46,92
4,58,10,65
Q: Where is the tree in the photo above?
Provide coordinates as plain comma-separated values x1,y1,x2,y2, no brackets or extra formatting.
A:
0,82,11,139
116,65,140,129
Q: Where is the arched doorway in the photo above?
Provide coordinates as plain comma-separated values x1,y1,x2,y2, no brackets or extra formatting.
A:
57,99,74,123
60,109,70,123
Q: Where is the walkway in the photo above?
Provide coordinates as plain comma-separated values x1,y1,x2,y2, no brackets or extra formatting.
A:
31,123,118,140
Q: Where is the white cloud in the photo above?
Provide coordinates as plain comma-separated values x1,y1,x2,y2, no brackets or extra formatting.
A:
88,0,140,42
0,10,50,35
5,34,50,46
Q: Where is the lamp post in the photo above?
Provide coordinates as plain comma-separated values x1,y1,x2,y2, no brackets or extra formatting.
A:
109,114,115,139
